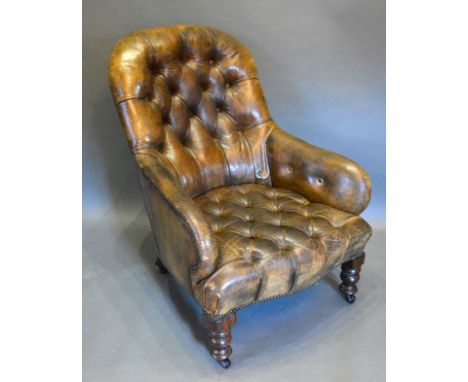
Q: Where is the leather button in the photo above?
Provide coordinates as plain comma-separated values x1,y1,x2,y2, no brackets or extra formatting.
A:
200,81,209,91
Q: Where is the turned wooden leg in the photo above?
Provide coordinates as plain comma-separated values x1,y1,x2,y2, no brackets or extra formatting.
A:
202,313,236,368
155,257,168,274
339,252,365,304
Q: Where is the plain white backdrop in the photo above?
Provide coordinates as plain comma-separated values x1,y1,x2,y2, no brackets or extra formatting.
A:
386,0,468,380
1,0,467,381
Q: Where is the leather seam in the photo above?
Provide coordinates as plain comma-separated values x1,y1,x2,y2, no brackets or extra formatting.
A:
184,64,205,107
138,173,162,260
115,95,145,105
184,145,206,191
163,155,185,188
221,110,240,131
132,145,157,154
253,263,265,301
244,118,272,131
215,114,234,184
246,119,274,183
147,99,164,115
115,97,164,119
228,77,261,87
239,133,257,182
286,249,298,294
213,138,232,185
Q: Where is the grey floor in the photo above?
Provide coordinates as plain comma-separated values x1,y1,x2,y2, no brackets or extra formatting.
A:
83,210,385,382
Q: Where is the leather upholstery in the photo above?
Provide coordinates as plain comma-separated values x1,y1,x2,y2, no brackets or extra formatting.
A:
108,25,372,317
267,128,371,215
108,25,274,199
137,152,219,290
193,184,371,315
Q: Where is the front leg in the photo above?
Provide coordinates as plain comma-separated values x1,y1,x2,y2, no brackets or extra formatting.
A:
339,252,365,303
202,313,236,368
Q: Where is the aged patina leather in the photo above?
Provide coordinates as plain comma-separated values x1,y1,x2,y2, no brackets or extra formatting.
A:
108,25,372,317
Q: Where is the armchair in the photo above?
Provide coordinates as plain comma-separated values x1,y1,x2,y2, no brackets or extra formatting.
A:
108,25,372,368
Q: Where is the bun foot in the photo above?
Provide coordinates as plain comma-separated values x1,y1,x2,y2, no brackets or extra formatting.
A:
344,294,356,304
217,358,231,369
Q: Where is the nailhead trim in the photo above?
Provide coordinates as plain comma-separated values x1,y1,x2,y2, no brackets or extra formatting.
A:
203,251,366,321
139,173,366,322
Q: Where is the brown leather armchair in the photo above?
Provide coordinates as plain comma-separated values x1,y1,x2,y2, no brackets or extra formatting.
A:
108,25,372,368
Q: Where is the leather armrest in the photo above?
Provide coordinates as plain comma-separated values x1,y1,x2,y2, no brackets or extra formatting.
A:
135,149,219,290
266,127,371,215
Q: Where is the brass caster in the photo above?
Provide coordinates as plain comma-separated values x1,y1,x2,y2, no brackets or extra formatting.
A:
344,294,356,304
217,358,231,369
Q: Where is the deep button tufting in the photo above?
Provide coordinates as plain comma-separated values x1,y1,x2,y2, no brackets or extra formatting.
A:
180,51,191,64
168,81,178,94
200,79,210,92
210,48,222,63
188,104,197,116
251,253,262,262
195,183,372,313
151,63,160,75
109,27,275,199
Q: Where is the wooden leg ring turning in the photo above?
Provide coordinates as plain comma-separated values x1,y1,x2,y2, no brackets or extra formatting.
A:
339,252,365,304
202,313,236,368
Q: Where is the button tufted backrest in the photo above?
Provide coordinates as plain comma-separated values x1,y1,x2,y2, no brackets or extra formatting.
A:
109,25,276,197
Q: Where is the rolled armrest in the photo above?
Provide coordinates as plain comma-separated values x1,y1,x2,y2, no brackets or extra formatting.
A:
135,149,219,290
266,127,371,215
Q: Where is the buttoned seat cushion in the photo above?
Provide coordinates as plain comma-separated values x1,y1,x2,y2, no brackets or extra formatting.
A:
194,183,372,316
